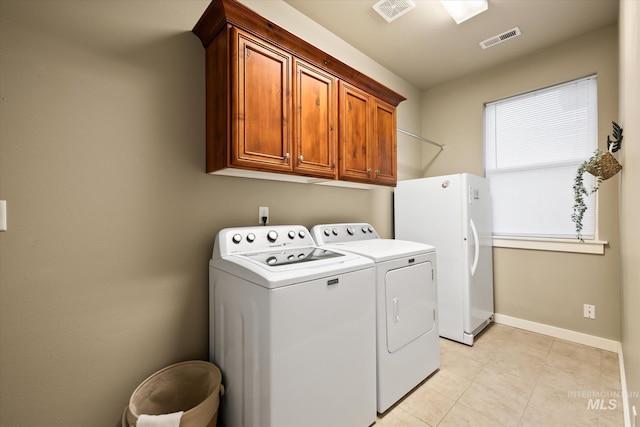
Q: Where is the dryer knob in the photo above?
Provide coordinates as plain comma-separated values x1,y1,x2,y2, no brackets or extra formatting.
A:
267,230,278,242
288,231,296,239
324,229,331,237
332,228,338,236
347,227,355,235
298,230,307,239
232,234,242,244
367,226,374,233
247,233,256,243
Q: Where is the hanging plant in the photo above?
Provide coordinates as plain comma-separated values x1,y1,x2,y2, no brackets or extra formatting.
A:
571,121,623,241
571,148,621,241
572,150,604,241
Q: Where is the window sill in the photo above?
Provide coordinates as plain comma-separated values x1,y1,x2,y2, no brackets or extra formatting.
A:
493,237,607,254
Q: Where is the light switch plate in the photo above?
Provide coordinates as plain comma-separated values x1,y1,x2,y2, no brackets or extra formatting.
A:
0,200,6,231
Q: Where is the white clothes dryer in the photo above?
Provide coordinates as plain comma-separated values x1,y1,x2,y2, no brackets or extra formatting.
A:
209,225,376,427
311,223,440,413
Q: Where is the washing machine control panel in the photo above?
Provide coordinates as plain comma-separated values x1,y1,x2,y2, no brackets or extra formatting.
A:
311,223,380,244
218,225,314,256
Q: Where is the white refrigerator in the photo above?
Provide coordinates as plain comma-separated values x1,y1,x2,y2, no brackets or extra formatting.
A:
394,173,494,345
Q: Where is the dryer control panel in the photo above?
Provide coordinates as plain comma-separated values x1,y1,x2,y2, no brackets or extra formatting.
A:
311,223,380,244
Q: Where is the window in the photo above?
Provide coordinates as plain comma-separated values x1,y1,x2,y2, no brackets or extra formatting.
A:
484,76,598,241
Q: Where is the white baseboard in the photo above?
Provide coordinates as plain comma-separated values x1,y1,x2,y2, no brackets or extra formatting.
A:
493,313,619,352
618,341,632,427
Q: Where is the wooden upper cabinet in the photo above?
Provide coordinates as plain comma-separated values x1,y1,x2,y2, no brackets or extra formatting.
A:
339,83,372,183
293,59,337,179
233,29,292,172
339,82,397,186
372,99,397,186
193,0,405,186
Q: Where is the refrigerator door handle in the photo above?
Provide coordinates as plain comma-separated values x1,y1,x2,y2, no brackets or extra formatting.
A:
470,219,479,276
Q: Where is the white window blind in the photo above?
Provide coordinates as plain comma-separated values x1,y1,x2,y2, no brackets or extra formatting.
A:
484,76,598,239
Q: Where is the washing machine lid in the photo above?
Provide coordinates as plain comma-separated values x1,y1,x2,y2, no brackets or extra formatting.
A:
212,247,373,288
321,239,435,263
241,247,344,267
210,225,375,288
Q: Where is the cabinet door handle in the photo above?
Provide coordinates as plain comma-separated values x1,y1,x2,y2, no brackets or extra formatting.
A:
375,169,380,174
298,155,304,162
284,153,290,159
367,168,372,175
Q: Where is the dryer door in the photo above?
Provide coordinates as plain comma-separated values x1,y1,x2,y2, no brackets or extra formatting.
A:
385,261,436,353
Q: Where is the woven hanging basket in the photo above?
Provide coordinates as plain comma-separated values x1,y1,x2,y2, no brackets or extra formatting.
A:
586,151,621,180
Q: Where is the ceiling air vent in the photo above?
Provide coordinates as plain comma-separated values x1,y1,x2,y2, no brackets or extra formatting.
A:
373,0,416,23
480,27,522,49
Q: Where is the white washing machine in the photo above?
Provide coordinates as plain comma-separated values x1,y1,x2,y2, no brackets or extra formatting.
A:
209,225,376,427
311,223,440,413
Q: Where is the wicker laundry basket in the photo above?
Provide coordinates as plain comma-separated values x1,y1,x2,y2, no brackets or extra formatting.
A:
123,361,223,427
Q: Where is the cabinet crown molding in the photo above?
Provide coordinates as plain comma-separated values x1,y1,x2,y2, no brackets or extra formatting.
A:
192,0,406,107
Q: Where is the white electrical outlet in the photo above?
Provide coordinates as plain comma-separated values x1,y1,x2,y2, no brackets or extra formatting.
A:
583,304,595,319
259,206,269,225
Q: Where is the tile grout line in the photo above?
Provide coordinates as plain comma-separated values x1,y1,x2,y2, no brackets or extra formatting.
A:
517,336,556,425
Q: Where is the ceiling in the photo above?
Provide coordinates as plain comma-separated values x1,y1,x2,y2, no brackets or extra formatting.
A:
283,0,619,91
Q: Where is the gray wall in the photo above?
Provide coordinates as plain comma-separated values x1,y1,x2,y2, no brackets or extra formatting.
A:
419,25,621,340
619,0,640,420
0,1,421,425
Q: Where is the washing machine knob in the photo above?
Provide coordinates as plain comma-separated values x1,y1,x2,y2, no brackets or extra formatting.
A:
332,228,339,236
347,227,354,235
288,231,296,239
361,226,368,233
298,230,306,239
267,230,278,242
232,234,242,244
324,229,331,237
247,233,256,243
266,256,278,265
367,226,374,233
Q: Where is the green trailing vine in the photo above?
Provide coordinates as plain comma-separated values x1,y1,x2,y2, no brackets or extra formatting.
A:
572,150,604,241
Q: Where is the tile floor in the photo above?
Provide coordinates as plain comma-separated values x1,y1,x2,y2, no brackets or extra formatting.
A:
375,323,624,426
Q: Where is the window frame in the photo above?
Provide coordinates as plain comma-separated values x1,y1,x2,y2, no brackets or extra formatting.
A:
483,76,606,254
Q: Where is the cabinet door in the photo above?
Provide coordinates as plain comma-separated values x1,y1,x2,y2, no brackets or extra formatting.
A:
233,29,292,172
338,82,372,182
293,60,337,178
372,99,397,185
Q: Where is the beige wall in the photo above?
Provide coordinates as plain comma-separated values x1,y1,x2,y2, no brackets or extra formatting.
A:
619,0,640,420
0,1,421,425
419,25,621,340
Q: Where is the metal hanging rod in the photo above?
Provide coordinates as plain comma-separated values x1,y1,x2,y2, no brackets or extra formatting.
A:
397,128,446,150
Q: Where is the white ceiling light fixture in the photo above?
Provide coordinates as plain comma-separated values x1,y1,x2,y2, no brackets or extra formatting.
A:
373,0,416,23
440,0,488,24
